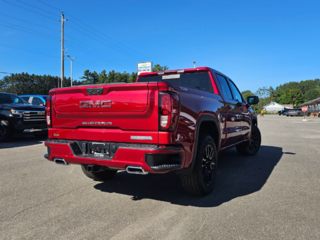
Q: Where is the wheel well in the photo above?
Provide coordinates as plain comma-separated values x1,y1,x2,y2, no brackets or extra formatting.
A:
252,119,257,126
199,121,219,149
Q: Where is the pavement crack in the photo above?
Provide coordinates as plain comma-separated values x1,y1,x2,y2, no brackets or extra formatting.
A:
5,183,93,221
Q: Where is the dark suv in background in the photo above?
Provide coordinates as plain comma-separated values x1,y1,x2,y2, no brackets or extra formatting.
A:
20,95,48,106
286,109,305,117
0,92,47,141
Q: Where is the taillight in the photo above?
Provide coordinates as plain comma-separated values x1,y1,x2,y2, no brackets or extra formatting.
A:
159,92,179,131
45,97,51,127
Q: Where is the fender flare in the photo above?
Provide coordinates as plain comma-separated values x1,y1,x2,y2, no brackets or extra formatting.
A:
176,114,220,175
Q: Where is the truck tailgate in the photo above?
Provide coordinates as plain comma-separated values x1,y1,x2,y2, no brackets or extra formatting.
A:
51,82,159,139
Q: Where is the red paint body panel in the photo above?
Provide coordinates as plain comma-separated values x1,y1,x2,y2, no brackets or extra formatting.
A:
45,141,185,174
45,67,256,174
50,128,159,144
51,82,159,131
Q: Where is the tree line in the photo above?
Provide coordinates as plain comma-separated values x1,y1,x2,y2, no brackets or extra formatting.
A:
0,64,169,95
1,64,318,108
242,78,320,110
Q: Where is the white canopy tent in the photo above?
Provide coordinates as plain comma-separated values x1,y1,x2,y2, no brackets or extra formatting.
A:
263,102,289,113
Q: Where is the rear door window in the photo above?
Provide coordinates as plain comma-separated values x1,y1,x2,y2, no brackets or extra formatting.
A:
138,72,214,93
228,79,243,102
215,74,233,100
32,97,43,106
21,97,30,102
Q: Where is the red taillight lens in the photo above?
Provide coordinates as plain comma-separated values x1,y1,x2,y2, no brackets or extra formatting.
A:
45,97,51,127
159,92,179,131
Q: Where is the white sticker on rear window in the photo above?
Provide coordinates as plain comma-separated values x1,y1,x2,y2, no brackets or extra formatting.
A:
162,74,180,80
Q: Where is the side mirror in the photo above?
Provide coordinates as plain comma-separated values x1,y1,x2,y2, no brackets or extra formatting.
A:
247,96,259,105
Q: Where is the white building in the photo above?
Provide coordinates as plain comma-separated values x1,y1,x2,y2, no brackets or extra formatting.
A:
263,102,290,113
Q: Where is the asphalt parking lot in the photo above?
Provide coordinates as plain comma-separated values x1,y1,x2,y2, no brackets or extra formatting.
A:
0,115,320,239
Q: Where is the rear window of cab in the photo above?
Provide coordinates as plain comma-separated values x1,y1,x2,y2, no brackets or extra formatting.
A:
138,72,214,93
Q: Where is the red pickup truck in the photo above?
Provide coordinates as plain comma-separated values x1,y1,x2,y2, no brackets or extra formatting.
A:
44,67,260,196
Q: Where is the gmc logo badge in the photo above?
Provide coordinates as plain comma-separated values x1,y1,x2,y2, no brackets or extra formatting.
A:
79,100,112,108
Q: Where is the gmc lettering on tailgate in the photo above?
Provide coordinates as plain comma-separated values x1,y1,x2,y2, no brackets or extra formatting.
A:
79,100,112,108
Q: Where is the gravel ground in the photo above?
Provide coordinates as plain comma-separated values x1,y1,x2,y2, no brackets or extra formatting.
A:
0,115,320,240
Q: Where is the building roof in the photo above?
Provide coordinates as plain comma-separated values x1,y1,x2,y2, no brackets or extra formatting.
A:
263,102,284,108
298,97,320,107
282,104,293,109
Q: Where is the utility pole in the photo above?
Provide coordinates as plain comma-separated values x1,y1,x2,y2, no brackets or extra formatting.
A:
59,11,68,88
66,54,77,87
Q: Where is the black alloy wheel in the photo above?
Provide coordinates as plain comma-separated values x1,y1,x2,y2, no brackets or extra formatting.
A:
202,144,216,187
181,134,218,196
248,126,260,152
236,125,261,156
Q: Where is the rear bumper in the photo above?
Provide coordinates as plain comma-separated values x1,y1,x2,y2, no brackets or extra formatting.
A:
44,139,185,173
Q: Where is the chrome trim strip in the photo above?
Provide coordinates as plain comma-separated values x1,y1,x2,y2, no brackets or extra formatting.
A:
23,119,46,122
130,136,153,140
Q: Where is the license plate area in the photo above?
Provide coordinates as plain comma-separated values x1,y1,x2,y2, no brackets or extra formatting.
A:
90,142,110,158
70,141,121,160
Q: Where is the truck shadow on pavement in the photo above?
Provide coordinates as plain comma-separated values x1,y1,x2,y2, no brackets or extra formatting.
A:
0,136,46,149
94,146,284,207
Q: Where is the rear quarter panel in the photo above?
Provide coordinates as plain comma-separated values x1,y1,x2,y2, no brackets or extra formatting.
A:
162,83,224,169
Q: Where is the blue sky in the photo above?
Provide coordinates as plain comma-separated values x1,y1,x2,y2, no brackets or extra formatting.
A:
0,0,319,93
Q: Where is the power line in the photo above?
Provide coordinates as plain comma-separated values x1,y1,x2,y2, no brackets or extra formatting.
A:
66,21,144,61
65,35,135,67
66,42,132,69
0,21,59,41
35,0,61,11
0,13,59,32
0,43,60,58
0,15,137,67
67,17,148,60
65,12,151,60
1,0,57,21
15,0,57,16
35,0,151,60
0,72,14,74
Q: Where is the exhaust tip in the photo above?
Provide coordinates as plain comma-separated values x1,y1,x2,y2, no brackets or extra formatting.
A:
126,166,148,175
54,158,68,166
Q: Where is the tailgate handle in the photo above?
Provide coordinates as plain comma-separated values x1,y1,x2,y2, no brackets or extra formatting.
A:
86,87,103,95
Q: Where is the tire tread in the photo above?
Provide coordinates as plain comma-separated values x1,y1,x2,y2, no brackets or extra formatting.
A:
180,134,217,196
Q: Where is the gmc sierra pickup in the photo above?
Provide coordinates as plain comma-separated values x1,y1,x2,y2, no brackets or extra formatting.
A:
0,92,47,141
44,67,261,196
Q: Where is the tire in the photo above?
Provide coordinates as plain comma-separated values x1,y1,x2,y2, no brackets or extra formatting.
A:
180,135,218,196
236,125,261,156
81,164,117,181
0,120,13,142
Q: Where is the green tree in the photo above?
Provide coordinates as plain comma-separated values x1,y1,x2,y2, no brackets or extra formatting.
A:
128,72,137,83
0,72,69,95
153,64,169,72
80,70,98,84
108,70,116,83
241,90,254,101
98,70,108,83
114,72,122,82
304,88,320,102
